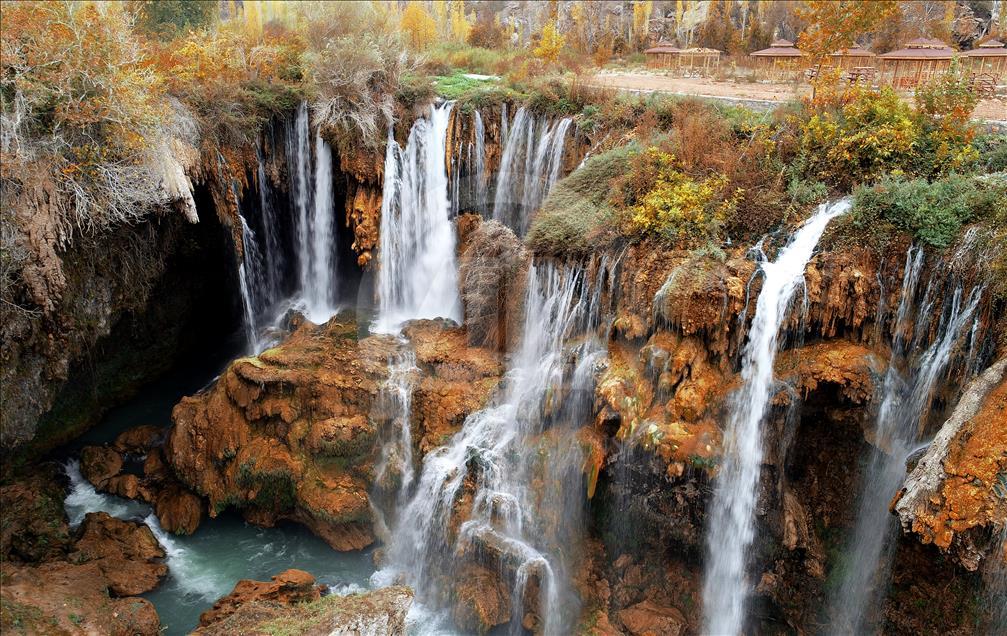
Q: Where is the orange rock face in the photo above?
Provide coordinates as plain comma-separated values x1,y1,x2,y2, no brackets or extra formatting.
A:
70,512,168,596
166,316,501,551
895,359,1007,569
1,508,165,636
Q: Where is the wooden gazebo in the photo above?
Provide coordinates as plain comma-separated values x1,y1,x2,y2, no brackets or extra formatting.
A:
961,39,1007,80
750,38,805,79
879,37,954,89
676,47,722,75
645,44,681,69
829,45,877,71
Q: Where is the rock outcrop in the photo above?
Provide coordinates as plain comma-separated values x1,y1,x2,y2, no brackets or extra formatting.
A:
1,488,166,636
894,358,1007,570
197,569,322,627
166,315,501,550
195,572,413,636
79,425,206,535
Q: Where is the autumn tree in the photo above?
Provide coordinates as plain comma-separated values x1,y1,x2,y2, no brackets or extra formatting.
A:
697,0,740,54
400,1,437,50
136,0,216,40
534,20,565,65
633,1,654,50
1,1,167,244
467,12,504,48
797,0,898,98
448,0,472,42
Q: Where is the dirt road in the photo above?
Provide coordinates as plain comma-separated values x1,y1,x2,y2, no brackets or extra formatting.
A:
589,71,1006,123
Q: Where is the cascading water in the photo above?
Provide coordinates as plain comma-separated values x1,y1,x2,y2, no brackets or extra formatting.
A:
702,199,849,636
492,107,572,235
374,258,615,634
472,109,487,211
282,101,339,324
253,144,285,303
237,215,265,352
374,345,419,509
375,102,461,333
288,102,313,302
830,248,983,633
304,129,337,321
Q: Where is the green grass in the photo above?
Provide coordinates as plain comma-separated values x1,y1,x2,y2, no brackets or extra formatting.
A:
431,71,524,113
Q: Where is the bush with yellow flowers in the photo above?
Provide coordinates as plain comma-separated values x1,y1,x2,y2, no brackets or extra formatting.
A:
611,147,741,245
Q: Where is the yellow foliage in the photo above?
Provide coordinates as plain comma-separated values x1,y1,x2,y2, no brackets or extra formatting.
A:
401,1,438,50
533,20,565,65
448,1,472,42
617,149,739,243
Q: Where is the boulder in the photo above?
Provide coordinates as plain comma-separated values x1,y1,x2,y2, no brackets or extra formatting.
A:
1,561,160,635
155,481,204,535
452,564,511,633
79,445,123,488
70,512,167,596
0,465,71,563
617,599,687,636
198,568,322,626
112,424,163,454
105,473,143,500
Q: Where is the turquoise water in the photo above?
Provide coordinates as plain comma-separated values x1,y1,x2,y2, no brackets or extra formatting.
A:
60,335,376,635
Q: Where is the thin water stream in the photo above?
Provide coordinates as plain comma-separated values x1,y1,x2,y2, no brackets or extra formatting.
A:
702,199,849,635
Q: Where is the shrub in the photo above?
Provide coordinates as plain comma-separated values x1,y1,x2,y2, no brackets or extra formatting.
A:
798,87,920,189
611,147,740,244
973,134,1007,172
850,173,1004,249
1,1,166,243
136,0,216,40
467,15,505,49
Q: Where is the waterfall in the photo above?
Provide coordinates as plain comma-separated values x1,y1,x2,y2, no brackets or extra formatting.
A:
283,101,339,324
830,250,983,633
254,144,285,303
237,215,265,352
288,102,313,305
492,107,572,235
472,110,486,211
375,102,461,333
374,258,615,634
702,199,849,636
374,345,419,507
304,129,337,321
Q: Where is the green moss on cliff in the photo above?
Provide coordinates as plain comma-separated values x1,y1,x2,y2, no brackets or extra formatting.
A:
526,144,635,257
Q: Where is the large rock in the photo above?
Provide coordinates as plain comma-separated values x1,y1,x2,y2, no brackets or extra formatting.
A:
112,424,163,454
452,564,511,633
70,512,168,596
617,599,687,636
195,576,413,636
894,358,1007,570
154,481,204,535
1,509,165,635
0,465,72,563
167,317,501,550
1,561,160,635
79,445,123,489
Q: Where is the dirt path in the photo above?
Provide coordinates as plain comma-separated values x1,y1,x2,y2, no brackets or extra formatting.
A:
589,71,1006,124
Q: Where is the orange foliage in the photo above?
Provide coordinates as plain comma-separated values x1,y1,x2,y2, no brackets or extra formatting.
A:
2,1,163,161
